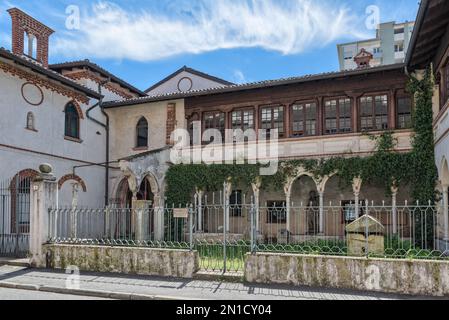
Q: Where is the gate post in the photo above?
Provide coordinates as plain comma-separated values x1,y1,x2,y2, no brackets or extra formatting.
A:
30,164,57,268
153,195,164,241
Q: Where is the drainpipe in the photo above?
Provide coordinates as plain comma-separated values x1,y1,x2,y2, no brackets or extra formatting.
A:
86,80,110,206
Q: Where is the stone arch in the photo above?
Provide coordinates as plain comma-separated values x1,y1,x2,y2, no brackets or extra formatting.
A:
115,177,133,208
141,172,160,195
284,168,321,198
441,157,449,186
58,174,87,192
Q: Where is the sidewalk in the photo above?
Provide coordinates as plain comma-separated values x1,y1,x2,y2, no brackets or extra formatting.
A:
0,265,442,300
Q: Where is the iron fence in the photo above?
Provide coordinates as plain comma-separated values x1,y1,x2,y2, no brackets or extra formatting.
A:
0,177,31,258
47,200,447,274
48,205,191,249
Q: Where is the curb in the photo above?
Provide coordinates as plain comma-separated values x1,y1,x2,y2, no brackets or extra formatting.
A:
0,281,198,300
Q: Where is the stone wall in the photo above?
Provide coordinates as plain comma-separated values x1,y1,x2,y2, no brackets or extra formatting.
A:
245,252,449,297
45,244,200,279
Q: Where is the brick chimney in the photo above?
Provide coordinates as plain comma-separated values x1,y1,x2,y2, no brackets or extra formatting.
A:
354,48,373,69
7,8,54,68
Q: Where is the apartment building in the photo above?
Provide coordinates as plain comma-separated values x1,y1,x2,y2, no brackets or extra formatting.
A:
338,21,415,70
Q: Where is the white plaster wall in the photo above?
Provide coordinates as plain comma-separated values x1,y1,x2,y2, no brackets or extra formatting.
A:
80,78,128,102
147,71,228,96
0,64,106,207
107,99,185,161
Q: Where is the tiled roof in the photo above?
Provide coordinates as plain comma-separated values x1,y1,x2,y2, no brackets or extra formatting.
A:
104,63,405,109
49,60,147,97
0,48,102,99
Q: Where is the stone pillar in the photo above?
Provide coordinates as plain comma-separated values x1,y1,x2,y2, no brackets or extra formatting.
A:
316,179,327,235
443,185,449,241
284,176,295,233
30,164,57,268
352,177,363,219
224,180,232,233
391,184,399,235
70,183,79,239
71,182,79,208
251,177,262,235
153,195,164,241
196,189,204,232
132,200,151,242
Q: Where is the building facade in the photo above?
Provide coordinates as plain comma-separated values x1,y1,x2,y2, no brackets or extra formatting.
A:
338,21,415,70
406,0,449,246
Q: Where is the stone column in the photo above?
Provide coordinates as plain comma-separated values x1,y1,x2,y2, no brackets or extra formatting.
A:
70,183,79,239
132,200,151,242
284,176,295,233
196,189,204,232
153,194,164,241
224,180,232,232
352,177,363,219
251,177,262,235
30,164,57,268
316,179,326,235
443,185,449,241
391,184,399,235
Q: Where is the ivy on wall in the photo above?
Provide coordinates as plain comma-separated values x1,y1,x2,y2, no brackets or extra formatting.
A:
407,67,438,203
165,68,438,207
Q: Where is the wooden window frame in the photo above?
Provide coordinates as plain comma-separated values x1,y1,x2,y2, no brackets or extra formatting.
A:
359,93,390,132
290,100,317,138
259,105,285,139
323,97,353,135
396,94,413,130
230,107,255,131
202,111,226,144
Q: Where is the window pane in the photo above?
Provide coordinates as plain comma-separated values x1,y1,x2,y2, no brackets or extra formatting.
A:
339,99,352,133
136,118,148,147
65,104,79,139
375,95,388,130
397,97,412,129
292,104,304,136
325,100,337,134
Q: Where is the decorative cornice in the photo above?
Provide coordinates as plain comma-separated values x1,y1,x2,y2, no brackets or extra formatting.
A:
65,70,134,100
0,60,89,104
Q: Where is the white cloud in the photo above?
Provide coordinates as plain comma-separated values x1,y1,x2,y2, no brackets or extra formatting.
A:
233,70,247,84
52,0,369,61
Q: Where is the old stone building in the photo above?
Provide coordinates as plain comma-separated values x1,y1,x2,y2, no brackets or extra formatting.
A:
1,3,449,249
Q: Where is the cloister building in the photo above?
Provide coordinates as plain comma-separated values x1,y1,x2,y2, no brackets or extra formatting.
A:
0,2,448,249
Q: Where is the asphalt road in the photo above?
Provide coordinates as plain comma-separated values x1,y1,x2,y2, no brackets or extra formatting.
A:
0,287,111,300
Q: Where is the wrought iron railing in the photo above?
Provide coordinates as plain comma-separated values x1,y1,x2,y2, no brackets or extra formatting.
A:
47,201,448,273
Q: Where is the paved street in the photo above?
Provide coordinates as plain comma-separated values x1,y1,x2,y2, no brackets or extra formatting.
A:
0,287,111,300
0,265,442,300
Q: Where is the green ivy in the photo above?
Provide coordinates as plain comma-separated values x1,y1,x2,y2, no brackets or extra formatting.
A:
407,67,438,203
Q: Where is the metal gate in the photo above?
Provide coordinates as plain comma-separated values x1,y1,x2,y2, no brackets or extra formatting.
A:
193,187,255,274
0,177,31,258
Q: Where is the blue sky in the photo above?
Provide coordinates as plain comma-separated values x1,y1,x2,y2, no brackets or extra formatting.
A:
0,0,418,91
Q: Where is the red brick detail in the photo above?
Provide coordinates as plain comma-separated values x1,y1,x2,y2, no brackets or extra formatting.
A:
0,61,89,105
8,8,54,68
64,70,134,100
9,169,39,233
68,100,84,120
58,174,87,192
166,103,177,145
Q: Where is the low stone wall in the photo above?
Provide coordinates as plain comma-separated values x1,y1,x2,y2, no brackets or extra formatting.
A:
45,244,200,278
245,253,449,297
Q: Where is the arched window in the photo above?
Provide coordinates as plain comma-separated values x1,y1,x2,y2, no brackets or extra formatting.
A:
136,117,148,148
65,103,80,139
26,112,35,130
